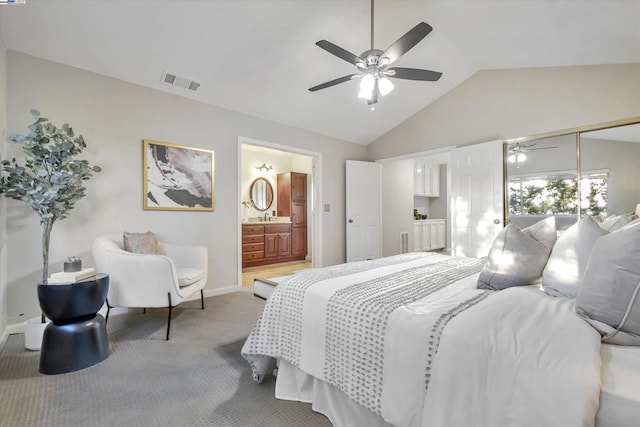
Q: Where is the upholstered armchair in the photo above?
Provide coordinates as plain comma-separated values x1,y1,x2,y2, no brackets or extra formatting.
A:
92,234,208,340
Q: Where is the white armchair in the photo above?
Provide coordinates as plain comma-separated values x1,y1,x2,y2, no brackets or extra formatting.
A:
92,234,208,340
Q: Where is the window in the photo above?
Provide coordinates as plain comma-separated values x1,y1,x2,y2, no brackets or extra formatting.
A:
509,171,608,217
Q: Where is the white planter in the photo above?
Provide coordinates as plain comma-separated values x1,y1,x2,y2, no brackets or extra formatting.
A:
24,317,49,351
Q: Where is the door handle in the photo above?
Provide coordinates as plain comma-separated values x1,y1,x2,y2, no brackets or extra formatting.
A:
348,219,354,223
493,219,501,225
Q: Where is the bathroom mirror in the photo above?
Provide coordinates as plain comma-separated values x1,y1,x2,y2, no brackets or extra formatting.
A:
250,177,274,211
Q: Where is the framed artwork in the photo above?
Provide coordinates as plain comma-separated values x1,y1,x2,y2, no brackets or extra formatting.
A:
143,139,215,211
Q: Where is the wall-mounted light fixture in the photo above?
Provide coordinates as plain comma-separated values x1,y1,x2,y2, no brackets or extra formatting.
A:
256,163,273,173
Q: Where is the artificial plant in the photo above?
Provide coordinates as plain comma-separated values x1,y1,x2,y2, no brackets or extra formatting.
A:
0,110,101,321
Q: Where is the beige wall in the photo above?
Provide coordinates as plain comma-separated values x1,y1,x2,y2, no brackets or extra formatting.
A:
4,52,367,326
0,13,8,340
368,64,640,160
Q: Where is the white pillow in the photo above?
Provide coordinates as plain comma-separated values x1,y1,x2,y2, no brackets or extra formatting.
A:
477,217,556,290
599,214,630,232
576,220,640,345
542,216,608,298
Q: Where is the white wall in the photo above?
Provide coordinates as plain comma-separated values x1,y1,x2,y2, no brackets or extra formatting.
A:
5,52,367,326
0,13,8,341
369,64,640,160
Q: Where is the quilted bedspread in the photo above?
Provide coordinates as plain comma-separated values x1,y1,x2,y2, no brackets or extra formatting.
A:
241,252,602,426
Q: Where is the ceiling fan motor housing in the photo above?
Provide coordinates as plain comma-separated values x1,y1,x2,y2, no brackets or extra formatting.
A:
360,49,385,67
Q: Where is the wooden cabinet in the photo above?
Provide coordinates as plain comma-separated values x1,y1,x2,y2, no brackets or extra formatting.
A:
414,163,440,197
412,219,446,251
242,223,296,267
242,225,265,264
264,224,291,258
278,172,307,259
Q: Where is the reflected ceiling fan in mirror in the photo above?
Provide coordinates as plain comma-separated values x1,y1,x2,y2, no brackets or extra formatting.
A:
507,142,559,168
309,0,442,108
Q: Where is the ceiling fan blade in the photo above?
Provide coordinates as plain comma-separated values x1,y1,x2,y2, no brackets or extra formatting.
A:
309,74,358,92
315,40,365,67
528,146,559,150
386,67,442,81
380,22,432,66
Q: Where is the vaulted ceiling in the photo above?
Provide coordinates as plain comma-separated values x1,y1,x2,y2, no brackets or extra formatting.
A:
2,0,639,145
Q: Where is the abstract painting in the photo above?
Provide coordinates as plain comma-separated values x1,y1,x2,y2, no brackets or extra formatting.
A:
143,140,214,211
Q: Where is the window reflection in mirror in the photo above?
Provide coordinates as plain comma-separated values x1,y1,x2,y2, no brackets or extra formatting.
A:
506,134,579,232
579,123,640,219
250,177,274,211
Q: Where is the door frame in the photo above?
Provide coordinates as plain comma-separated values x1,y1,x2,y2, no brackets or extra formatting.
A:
237,136,323,291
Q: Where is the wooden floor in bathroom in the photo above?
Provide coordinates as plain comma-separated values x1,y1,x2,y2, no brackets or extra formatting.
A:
242,260,312,292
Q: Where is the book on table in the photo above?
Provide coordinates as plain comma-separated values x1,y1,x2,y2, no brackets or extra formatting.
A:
48,268,96,283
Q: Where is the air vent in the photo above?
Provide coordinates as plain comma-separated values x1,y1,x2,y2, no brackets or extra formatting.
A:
161,71,200,92
400,231,409,254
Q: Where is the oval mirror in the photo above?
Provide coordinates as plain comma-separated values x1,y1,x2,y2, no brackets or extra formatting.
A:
250,177,274,211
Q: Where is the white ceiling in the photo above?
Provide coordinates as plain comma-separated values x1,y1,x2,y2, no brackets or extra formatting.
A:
1,0,639,145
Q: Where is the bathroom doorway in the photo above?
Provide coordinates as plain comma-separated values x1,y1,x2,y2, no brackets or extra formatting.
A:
237,137,322,292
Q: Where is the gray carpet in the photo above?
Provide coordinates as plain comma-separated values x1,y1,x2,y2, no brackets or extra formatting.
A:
0,292,331,427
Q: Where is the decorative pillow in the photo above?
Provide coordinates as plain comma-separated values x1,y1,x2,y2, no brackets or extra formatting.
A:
177,267,204,288
477,217,557,290
576,220,640,345
542,216,607,298
599,214,630,232
624,217,640,229
123,231,165,255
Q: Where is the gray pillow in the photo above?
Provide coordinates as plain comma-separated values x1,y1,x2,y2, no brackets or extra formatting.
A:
576,220,640,345
542,216,607,298
599,213,630,232
477,217,557,290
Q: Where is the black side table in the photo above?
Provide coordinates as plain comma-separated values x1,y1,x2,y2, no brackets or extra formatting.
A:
38,274,110,375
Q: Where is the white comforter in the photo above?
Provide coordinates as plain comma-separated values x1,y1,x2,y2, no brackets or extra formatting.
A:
242,253,602,427
422,284,602,427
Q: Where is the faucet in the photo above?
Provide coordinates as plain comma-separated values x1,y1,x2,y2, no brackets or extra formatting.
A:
264,212,270,222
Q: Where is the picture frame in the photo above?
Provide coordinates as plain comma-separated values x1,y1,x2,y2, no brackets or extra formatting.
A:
143,139,215,211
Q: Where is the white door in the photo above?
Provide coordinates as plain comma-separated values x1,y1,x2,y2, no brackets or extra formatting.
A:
450,140,504,258
346,160,381,262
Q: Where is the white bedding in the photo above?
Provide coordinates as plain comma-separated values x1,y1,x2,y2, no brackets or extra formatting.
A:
242,253,603,426
597,344,640,426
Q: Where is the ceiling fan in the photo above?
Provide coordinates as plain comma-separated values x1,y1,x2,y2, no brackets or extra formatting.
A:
507,142,558,167
308,0,442,107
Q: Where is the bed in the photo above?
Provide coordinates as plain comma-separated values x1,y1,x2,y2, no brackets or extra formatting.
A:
242,218,640,426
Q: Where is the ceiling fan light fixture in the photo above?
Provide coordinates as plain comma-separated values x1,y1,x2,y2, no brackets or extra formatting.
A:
358,74,375,99
379,77,394,96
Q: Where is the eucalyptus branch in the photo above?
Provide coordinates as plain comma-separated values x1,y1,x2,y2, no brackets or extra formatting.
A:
0,110,101,310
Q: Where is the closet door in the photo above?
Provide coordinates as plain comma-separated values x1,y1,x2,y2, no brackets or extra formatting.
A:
451,140,503,258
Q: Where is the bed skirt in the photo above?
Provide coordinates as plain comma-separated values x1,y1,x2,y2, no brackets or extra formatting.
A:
275,360,391,427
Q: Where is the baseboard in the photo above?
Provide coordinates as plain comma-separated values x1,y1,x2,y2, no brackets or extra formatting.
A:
0,287,239,344
200,285,238,299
